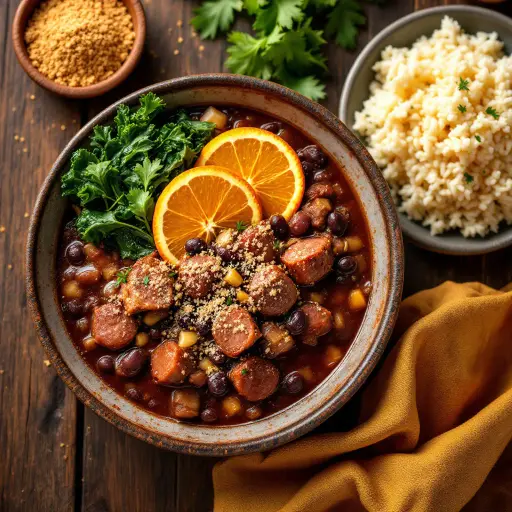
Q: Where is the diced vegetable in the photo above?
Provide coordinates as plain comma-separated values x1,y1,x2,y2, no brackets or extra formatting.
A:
83,336,97,351
224,268,243,287
171,389,200,419
199,358,218,373
333,311,345,330
143,310,168,326
102,263,119,281
236,290,250,303
178,330,198,348
324,345,343,367
222,396,243,417
200,106,228,129
348,288,367,311
189,370,208,387
309,292,324,304
345,236,364,253
135,332,150,347
62,280,83,299
298,366,314,383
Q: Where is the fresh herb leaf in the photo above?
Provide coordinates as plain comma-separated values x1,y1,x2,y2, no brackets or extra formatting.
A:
226,31,275,80
457,104,467,113
458,77,470,91
485,106,500,120
236,220,248,232
169,271,178,278
278,72,326,101
254,0,304,34
464,172,474,184
241,368,248,375
115,268,132,286
244,0,266,15
192,0,243,39
325,0,366,50
475,135,482,142
143,275,150,286
273,239,282,251
226,296,234,305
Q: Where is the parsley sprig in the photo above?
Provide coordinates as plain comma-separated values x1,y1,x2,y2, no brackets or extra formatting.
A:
192,0,383,100
458,77,470,91
236,220,248,232
485,107,500,120
464,172,474,184
457,104,467,113
115,268,132,286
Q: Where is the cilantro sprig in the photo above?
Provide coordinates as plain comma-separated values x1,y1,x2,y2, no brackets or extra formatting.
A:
192,0,382,100
485,107,500,120
236,220,248,232
458,77,470,91
115,268,132,286
457,104,467,113
464,172,474,184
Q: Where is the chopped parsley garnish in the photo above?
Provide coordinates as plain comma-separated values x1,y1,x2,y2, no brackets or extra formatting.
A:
169,271,177,278
485,106,500,120
226,296,233,306
458,77,470,91
273,239,282,251
475,135,482,142
464,172,474,184
457,104,467,113
241,368,248,375
236,220,248,232
115,268,131,286
143,275,150,286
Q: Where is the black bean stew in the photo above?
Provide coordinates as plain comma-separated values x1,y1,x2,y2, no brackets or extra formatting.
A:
57,106,372,425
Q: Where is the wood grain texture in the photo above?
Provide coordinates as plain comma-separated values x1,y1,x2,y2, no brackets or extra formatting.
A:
1,0,511,510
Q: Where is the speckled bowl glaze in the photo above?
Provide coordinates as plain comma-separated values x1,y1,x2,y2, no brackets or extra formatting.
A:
340,5,512,256
27,75,404,456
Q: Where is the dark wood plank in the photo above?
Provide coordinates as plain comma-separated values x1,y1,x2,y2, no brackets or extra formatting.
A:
0,1,82,510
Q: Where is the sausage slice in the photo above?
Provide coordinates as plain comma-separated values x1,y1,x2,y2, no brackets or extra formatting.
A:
248,265,298,316
91,303,137,351
212,305,261,357
236,222,275,263
151,340,194,385
178,255,221,299
121,254,173,315
229,356,279,401
299,302,333,346
281,236,334,285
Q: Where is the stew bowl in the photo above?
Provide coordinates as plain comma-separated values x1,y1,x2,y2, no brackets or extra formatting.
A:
26,74,403,456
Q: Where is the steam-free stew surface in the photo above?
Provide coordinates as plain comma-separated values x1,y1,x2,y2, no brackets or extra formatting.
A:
57,106,371,425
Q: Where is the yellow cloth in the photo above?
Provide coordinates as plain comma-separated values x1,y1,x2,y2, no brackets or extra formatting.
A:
213,282,512,512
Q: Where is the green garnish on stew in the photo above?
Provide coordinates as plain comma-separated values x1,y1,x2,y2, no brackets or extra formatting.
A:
169,271,177,278
273,239,282,251
457,104,467,113
241,368,248,375
458,77,470,91
485,106,500,120
236,220,248,232
143,275,150,286
115,268,131,286
226,296,233,306
464,172,474,184
475,135,482,142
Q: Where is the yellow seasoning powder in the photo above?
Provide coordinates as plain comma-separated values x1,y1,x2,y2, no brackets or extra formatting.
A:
24,0,136,87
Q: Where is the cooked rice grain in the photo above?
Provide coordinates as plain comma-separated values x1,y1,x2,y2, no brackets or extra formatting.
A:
354,17,512,237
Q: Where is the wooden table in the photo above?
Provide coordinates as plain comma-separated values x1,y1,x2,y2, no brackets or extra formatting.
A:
1,0,511,510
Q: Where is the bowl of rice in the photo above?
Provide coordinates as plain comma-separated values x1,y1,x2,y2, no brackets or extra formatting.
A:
340,6,512,255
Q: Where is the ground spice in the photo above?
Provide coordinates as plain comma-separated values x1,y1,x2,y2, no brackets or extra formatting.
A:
24,0,135,87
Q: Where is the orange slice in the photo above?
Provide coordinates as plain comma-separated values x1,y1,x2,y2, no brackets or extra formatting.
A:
153,166,262,264
196,127,304,220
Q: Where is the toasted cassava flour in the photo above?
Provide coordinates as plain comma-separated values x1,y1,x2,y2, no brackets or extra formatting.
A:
354,17,512,237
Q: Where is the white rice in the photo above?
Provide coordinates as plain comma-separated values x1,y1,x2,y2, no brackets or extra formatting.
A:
354,17,512,237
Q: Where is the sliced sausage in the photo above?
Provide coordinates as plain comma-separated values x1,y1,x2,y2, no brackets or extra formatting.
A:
281,236,334,285
301,198,333,230
178,254,221,299
91,303,137,351
170,389,200,419
299,302,333,345
121,254,173,315
248,265,298,316
236,222,275,263
151,340,194,385
261,322,295,358
229,356,279,401
305,182,335,202
212,305,261,357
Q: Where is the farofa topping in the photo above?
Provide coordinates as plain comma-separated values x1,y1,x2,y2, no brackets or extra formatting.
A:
24,0,135,87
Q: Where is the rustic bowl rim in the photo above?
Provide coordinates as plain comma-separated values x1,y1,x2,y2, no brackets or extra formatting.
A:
339,5,512,256
26,74,404,456
12,0,146,99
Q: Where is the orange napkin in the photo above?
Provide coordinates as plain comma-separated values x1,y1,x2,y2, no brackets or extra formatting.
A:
213,282,512,512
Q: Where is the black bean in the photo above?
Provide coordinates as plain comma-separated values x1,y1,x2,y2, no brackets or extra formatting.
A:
66,241,85,266
260,121,281,134
327,211,349,236
337,256,357,276
83,295,101,313
115,348,149,378
125,387,143,402
178,314,192,329
196,318,212,337
148,398,159,409
207,371,229,397
286,309,307,336
313,169,334,183
301,160,315,176
297,145,327,169
288,211,311,237
209,348,226,365
149,328,162,340
201,407,218,423
185,237,207,255
63,299,83,317
282,372,304,394
216,246,234,263
97,355,115,374
269,214,289,240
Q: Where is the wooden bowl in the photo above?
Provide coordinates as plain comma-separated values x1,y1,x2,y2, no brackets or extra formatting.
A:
12,0,146,99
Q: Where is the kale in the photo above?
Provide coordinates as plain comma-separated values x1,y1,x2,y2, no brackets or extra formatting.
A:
61,93,216,259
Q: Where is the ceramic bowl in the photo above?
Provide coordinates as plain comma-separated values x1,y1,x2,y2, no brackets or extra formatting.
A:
27,75,403,456
12,0,146,99
340,5,512,256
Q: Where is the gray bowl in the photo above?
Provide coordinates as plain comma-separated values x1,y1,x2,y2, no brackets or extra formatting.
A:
340,5,512,255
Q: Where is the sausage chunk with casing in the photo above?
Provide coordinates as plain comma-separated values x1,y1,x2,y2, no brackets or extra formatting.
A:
229,356,279,401
281,236,334,285
92,303,137,351
178,255,221,299
248,265,298,316
151,340,194,385
121,254,173,315
299,302,333,346
212,305,261,357
236,222,275,263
